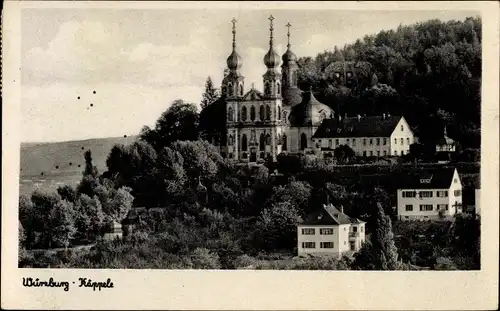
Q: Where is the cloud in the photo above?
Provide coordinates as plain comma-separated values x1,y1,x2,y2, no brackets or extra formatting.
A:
22,20,228,89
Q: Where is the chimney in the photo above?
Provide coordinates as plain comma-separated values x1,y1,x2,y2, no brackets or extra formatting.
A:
357,114,361,122
340,205,344,214
383,113,386,119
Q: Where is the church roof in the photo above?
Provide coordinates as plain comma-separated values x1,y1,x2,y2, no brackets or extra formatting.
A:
289,89,333,127
242,88,263,101
312,115,403,138
301,204,353,226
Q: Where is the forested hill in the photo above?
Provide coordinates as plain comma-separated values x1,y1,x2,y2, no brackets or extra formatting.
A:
297,16,481,149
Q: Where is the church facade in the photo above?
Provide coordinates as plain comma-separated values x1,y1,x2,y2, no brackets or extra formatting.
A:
214,15,334,163
198,16,397,163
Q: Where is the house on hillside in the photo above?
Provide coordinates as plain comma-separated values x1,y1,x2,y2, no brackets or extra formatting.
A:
396,168,463,221
121,207,167,235
311,114,416,158
436,127,456,153
103,221,123,241
297,203,366,257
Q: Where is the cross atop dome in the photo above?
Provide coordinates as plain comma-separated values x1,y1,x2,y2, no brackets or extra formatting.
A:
286,22,292,48
268,15,275,46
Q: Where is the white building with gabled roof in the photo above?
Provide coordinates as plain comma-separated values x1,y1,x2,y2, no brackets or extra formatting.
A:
297,203,366,257
397,168,463,221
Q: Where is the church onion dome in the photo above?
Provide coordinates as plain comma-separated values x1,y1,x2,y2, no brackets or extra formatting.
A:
282,87,303,107
289,88,333,127
282,48,297,64
227,50,243,70
264,49,280,69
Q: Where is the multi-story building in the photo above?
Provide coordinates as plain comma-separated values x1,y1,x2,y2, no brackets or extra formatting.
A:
297,203,366,257
311,114,415,158
396,168,463,221
198,16,381,163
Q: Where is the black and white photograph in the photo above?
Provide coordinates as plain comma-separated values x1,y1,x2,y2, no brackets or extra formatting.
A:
2,1,499,310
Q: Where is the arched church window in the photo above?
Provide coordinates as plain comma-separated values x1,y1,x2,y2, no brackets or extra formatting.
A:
264,82,271,95
259,134,266,151
241,106,247,122
282,134,288,151
228,135,233,146
241,134,248,151
250,106,256,121
283,111,288,123
227,107,234,122
292,71,298,86
227,83,233,96
300,133,307,150
277,82,281,95
265,134,271,145
259,105,265,121
277,106,281,121
266,105,271,121
239,84,244,96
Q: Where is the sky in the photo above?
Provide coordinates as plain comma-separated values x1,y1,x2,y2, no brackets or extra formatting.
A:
21,8,478,142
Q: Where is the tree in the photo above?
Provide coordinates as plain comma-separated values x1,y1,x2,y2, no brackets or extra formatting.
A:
50,200,77,249
83,150,99,178
200,77,220,109
140,99,200,151
256,201,302,251
352,202,398,270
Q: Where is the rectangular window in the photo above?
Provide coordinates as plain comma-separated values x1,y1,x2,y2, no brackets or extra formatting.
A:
302,242,316,249
383,150,387,156
419,191,433,198
346,139,350,145
320,242,334,249
405,204,413,211
335,139,339,146
360,226,364,232
437,204,449,211
352,139,356,146
363,139,367,146
319,228,334,235
407,138,410,144
328,140,332,148
363,151,367,157
419,204,433,211
454,190,462,196
377,150,380,157
301,228,315,235
369,139,373,145
383,138,387,145
370,151,373,156
376,138,380,145
436,191,448,197
394,151,397,155
402,191,416,198
352,226,357,232
394,138,397,144
401,138,404,145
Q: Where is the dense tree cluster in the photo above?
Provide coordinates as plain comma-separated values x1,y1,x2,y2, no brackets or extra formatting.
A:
297,17,481,149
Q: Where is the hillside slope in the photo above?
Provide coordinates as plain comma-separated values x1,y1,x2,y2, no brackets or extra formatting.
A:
20,135,138,178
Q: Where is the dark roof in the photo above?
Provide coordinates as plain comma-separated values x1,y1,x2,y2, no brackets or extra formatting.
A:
301,204,353,226
398,168,458,190
282,87,302,107
289,89,333,127
436,135,455,146
242,88,263,101
312,115,403,138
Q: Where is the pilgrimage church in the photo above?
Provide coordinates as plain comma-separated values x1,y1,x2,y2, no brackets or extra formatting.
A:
198,15,412,162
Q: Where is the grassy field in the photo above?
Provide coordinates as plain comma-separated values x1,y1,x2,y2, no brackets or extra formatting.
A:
20,135,137,196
